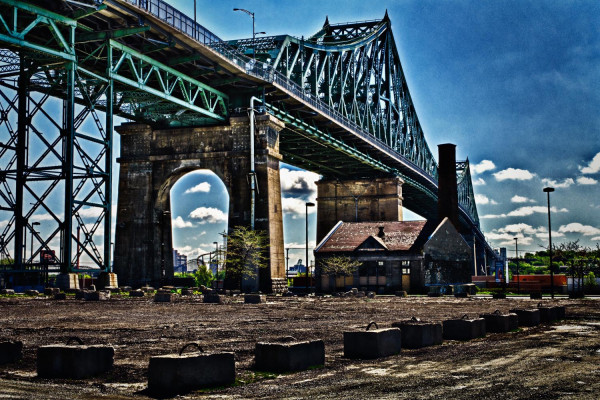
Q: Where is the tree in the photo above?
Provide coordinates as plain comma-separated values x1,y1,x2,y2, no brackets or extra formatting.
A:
320,255,361,276
224,226,268,289
193,263,214,287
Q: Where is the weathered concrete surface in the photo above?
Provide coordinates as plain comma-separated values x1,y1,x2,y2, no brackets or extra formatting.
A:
254,339,325,372
343,328,401,359
114,115,284,292
147,352,235,394
83,290,110,301
55,273,79,291
479,312,519,333
391,320,443,348
316,177,404,244
37,345,114,378
0,341,23,364
509,308,541,327
442,317,486,340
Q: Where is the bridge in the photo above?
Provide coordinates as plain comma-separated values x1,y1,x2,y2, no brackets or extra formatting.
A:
0,0,492,291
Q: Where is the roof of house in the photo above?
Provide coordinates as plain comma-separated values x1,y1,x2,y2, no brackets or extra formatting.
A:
315,220,428,253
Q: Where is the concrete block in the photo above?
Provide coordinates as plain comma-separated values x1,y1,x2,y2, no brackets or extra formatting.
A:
154,292,175,302
25,289,39,296
44,288,59,296
55,273,79,291
119,286,132,292
344,323,401,359
537,304,563,323
129,289,145,297
554,305,566,320
530,292,542,299
37,343,114,378
366,291,376,298
255,339,325,372
0,340,23,364
97,272,118,290
148,347,235,394
442,316,486,340
181,288,193,296
454,292,470,298
141,286,155,293
492,293,506,299
395,290,408,297
75,290,85,300
83,290,110,301
392,319,443,349
244,294,266,304
53,293,67,300
479,311,518,333
203,293,222,304
1,289,15,295
509,309,541,327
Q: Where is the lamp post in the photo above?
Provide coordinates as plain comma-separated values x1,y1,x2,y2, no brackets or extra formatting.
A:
543,187,555,299
213,241,219,289
30,222,40,262
233,8,256,59
514,237,519,294
305,201,315,293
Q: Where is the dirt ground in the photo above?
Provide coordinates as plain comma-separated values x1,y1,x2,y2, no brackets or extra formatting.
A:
1,294,599,399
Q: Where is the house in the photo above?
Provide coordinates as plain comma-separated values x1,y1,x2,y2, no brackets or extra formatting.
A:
314,218,472,293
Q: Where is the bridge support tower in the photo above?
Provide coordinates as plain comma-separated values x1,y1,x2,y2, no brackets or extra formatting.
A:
114,115,285,292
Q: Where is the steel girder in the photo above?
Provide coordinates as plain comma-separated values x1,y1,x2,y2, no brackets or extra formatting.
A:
456,160,480,227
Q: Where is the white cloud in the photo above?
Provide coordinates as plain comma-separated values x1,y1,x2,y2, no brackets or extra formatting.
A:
474,194,498,205
591,236,600,241
507,206,568,217
172,216,193,228
576,176,597,185
280,169,320,199
472,177,486,186
471,160,496,174
541,178,574,189
511,195,535,204
579,152,600,174
493,168,535,181
282,197,317,217
497,223,538,235
485,231,534,246
558,223,600,236
184,182,211,194
189,207,227,224
78,207,103,219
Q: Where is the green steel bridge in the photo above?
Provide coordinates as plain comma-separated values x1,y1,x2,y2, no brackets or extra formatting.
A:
0,0,489,279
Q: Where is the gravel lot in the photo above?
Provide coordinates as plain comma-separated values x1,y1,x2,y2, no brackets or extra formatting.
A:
1,294,599,399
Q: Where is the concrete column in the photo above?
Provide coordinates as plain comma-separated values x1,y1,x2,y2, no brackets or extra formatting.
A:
315,177,404,244
437,144,459,229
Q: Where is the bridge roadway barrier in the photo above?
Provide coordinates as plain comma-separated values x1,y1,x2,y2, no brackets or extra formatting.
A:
148,343,235,394
37,338,114,379
0,340,23,364
479,311,519,333
442,315,486,341
254,338,325,372
509,308,541,327
391,318,443,349
343,322,401,359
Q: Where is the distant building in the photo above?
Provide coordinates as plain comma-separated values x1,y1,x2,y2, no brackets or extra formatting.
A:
314,218,472,293
173,249,188,273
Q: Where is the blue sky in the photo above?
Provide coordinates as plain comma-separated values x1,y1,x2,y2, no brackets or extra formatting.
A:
163,0,599,260
4,0,597,267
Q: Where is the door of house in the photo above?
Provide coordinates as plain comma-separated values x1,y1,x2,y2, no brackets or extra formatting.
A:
401,274,410,291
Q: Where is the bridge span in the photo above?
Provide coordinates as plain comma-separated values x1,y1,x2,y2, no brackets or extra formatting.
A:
0,0,493,290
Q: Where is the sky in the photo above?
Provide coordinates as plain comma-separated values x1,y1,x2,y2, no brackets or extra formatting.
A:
163,0,600,261
4,0,597,268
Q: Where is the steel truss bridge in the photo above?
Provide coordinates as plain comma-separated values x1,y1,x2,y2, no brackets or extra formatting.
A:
0,0,488,278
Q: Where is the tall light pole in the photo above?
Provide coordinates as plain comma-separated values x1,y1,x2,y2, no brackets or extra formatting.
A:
543,187,555,299
30,222,40,262
514,237,519,294
305,202,315,293
213,241,219,288
233,8,256,59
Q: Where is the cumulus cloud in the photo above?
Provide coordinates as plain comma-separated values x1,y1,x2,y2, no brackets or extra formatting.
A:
472,177,486,186
579,152,600,174
541,178,574,189
184,182,211,194
474,194,497,205
282,197,317,217
485,231,534,246
497,223,538,235
558,223,600,236
189,207,227,224
576,176,597,185
280,168,320,199
172,216,193,228
481,206,568,219
591,236,600,241
493,168,535,181
511,195,535,203
471,160,496,174
77,207,103,219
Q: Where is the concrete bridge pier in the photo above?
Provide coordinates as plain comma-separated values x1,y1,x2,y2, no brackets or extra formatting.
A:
113,115,285,292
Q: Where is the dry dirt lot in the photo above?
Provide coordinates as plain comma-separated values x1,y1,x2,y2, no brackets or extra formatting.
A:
1,294,599,399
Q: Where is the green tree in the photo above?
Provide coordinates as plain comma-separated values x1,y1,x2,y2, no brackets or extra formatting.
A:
224,226,268,289
320,255,361,276
193,263,214,287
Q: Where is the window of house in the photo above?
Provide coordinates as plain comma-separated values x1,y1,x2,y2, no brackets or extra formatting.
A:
402,268,410,275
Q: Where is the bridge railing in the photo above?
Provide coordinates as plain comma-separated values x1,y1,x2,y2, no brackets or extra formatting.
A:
123,0,437,183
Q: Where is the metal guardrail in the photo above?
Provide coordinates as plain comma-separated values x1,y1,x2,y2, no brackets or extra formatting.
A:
123,0,438,183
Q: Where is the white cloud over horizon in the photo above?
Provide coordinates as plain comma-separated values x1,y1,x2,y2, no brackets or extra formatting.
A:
184,182,211,194
189,207,227,224
481,205,568,219
541,178,574,189
280,169,320,200
493,168,536,181
576,176,598,185
474,194,498,205
471,160,496,174
282,197,317,217
472,177,486,185
511,195,535,203
172,216,194,228
579,152,600,174
558,223,600,236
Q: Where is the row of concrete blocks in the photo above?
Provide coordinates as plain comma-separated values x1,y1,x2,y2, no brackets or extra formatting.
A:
153,292,266,304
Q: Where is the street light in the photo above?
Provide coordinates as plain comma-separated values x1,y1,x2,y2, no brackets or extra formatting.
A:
213,241,219,289
233,8,256,59
31,222,40,262
305,201,315,293
543,187,555,299
514,237,519,294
